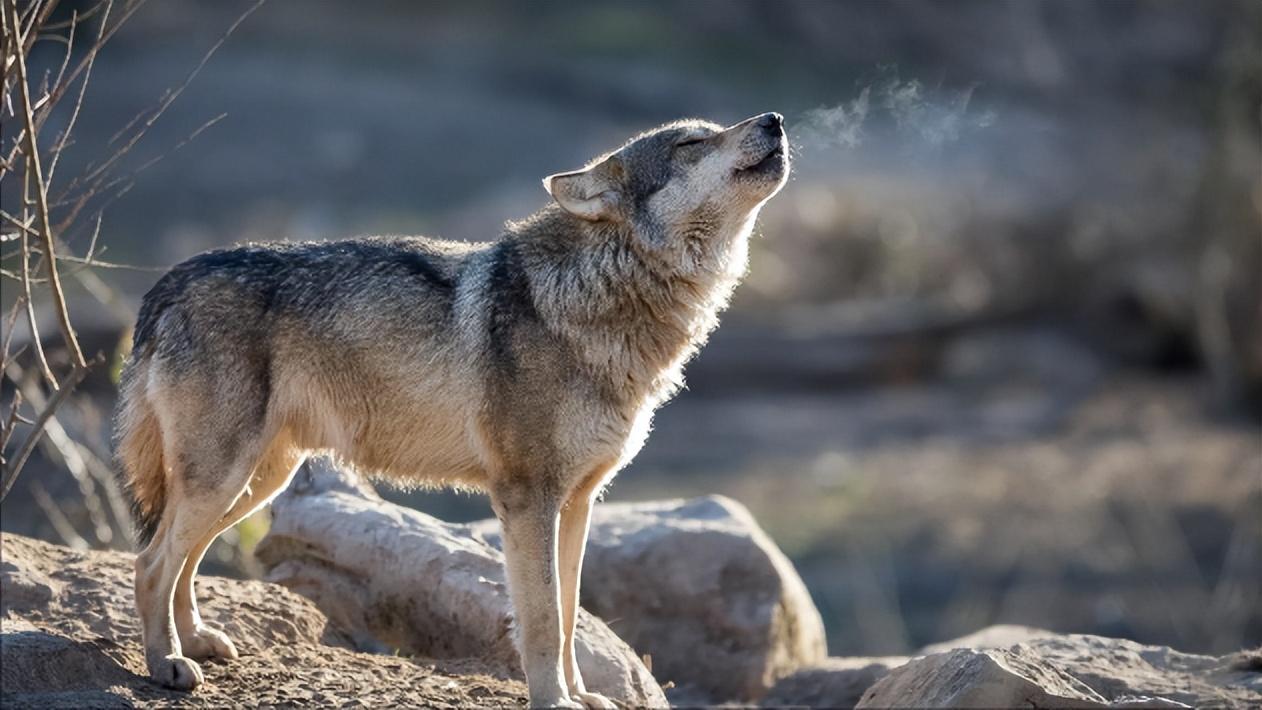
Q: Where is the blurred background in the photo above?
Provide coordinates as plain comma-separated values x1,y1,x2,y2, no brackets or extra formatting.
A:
3,0,1259,659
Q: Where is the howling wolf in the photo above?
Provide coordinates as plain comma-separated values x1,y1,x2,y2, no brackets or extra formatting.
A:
115,112,789,707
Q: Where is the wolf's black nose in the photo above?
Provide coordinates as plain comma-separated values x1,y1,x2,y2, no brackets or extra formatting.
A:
757,112,784,134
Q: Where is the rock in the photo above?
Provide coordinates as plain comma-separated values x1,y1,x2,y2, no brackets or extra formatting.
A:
254,460,668,708
0,532,528,707
0,557,61,613
857,646,1110,708
763,626,1232,710
2,623,138,701
919,624,1061,654
762,656,909,709
856,632,1262,709
1019,635,1262,708
473,494,828,702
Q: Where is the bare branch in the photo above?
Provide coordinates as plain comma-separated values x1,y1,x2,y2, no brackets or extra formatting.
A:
0,390,22,463
30,479,90,550
14,373,118,545
44,7,82,186
0,207,36,236
0,0,137,183
41,0,108,31
19,0,60,60
52,112,227,234
7,0,86,368
0,294,25,376
73,262,135,328
59,0,262,213
18,172,57,388
0,354,100,501
0,0,264,539
56,253,167,271
32,0,138,130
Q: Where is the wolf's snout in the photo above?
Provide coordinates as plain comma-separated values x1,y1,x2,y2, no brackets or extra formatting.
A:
756,112,784,135
729,111,785,136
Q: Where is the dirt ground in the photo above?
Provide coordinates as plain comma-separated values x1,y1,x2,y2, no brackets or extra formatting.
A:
0,535,527,708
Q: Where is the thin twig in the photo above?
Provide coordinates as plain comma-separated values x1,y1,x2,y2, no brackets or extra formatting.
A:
41,0,107,30
44,7,83,186
15,373,116,545
0,208,36,236
18,171,57,388
30,479,90,550
73,264,135,328
0,390,22,463
68,0,262,195
8,0,86,368
54,112,227,233
0,354,100,501
107,93,160,147
0,0,135,183
50,0,261,238
19,0,59,59
0,295,25,375
32,0,134,130
49,8,77,88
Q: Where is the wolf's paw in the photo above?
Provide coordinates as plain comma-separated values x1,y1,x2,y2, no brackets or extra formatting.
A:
180,625,239,661
149,654,204,691
531,694,583,709
572,690,618,709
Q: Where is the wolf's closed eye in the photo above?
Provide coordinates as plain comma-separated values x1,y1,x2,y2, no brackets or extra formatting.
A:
675,137,705,148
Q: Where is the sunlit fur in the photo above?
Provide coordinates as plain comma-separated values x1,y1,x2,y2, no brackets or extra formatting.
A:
113,113,788,706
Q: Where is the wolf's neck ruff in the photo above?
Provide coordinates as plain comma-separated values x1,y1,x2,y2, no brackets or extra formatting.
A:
511,203,755,405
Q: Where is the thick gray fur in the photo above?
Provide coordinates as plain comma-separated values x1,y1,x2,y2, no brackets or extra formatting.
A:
113,113,789,706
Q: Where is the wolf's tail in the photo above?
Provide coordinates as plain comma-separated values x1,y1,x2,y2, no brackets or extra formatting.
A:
114,354,166,548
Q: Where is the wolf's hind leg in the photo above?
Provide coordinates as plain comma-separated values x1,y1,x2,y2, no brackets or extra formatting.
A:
174,433,303,661
135,461,251,691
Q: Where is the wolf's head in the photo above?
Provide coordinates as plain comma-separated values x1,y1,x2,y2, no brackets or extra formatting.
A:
542,113,789,252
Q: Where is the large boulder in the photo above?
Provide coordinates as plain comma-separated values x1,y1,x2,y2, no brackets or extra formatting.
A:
856,633,1262,709
254,461,668,708
473,495,828,702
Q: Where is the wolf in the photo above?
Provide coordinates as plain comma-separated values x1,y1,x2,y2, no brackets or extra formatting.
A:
113,112,788,707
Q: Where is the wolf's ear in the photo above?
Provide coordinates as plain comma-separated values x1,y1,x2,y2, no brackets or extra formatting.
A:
543,160,622,222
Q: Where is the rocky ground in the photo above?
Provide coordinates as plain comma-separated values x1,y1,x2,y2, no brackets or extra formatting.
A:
1,534,525,708
765,627,1262,709
4,487,1260,708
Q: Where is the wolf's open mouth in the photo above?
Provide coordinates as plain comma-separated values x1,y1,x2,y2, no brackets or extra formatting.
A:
736,145,785,175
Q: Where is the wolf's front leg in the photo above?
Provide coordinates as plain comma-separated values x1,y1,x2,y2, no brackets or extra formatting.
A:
493,483,581,709
558,491,616,709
